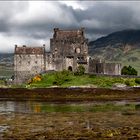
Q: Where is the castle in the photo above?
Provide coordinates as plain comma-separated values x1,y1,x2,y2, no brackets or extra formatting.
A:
14,28,121,84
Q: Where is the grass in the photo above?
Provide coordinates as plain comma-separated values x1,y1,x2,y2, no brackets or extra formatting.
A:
27,71,140,88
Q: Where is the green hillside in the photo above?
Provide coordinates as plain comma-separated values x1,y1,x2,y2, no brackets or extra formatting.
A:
89,30,140,75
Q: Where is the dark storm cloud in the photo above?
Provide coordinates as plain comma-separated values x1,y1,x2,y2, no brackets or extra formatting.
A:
0,1,140,52
0,20,10,32
73,2,136,39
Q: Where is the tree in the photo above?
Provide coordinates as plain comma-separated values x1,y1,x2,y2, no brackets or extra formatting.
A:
74,65,85,76
121,65,137,76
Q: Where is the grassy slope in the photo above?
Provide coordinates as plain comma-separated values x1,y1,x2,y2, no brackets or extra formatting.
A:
28,72,139,88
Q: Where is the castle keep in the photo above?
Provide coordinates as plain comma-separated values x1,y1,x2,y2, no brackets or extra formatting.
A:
14,28,121,83
46,28,88,71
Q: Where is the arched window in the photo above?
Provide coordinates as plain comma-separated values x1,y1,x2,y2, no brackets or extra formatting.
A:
75,48,80,54
68,66,73,71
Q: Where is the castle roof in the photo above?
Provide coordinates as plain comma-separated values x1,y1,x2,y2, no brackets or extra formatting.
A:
53,28,85,39
15,45,45,54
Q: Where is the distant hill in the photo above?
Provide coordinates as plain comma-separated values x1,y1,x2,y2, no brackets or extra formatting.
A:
0,53,14,77
89,29,140,75
0,53,13,65
89,29,140,49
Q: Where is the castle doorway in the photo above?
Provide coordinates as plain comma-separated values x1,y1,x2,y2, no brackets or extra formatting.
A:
68,66,73,71
66,57,74,71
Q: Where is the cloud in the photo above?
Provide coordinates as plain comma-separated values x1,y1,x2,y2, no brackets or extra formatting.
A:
0,1,140,52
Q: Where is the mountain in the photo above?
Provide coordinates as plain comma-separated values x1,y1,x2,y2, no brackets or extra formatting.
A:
88,29,140,75
0,53,14,65
0,53,14,77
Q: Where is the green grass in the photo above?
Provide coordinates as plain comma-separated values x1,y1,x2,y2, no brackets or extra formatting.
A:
27,72,140,88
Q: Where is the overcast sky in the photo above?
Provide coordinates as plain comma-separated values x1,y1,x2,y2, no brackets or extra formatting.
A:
0,1,140,53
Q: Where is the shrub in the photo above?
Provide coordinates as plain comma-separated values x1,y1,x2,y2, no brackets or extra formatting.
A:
135,78,140,84
27,75,42,84
125,79,135,86
89,74,96,78
74,65,85,76
121,65,138,76
125,80,131,86
32,75,42,82
53,70,72,85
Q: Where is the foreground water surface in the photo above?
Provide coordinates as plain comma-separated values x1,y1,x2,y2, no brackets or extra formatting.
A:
0,100,140,139
0,100,140,113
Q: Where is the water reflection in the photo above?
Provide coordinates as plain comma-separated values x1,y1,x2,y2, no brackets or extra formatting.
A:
0,101,31,113
0,100,139,114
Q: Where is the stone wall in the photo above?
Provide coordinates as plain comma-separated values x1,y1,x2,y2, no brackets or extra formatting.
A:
14,46,45,84
103,63,121,75
50,28,88,72
88,58,121,75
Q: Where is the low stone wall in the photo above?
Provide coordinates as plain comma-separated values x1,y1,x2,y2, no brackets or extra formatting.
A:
88,59,121,75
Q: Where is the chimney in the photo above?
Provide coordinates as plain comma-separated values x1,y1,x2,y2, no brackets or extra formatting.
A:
54,28,59,32
15,44,17,48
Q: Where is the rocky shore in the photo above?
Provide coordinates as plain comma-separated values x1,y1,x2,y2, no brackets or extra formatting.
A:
1,111,140,140
0,87,140,102
0,87,140,139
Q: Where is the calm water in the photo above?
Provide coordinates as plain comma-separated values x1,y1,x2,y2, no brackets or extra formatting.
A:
0,100,140,114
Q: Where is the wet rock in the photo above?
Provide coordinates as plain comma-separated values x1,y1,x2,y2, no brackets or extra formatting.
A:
112,83,127,89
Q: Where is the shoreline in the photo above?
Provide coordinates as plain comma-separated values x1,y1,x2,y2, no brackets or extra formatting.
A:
0,87,140,102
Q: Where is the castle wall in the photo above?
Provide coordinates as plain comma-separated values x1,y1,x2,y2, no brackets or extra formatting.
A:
88,58,121,75
103,63,121,75
45,53,55,71
14,46,45,84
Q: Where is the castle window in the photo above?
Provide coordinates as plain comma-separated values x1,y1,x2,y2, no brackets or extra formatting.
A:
75,48,81,54
35,61,37,64
28,61,30,65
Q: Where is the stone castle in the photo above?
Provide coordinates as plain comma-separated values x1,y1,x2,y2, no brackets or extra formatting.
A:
14,28,121,83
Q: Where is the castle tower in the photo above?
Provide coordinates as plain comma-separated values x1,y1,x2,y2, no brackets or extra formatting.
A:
50,28,89,72
14,45,45,84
